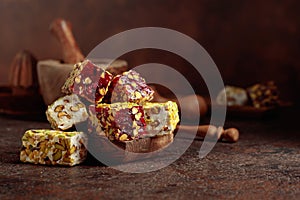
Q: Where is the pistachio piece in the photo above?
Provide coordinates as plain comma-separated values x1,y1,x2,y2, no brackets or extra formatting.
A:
77,103,84,108
25,149,31,156
127,73,134,79
83,77,92,84
150,107,161,114
100,72,105,78
29,151,34,160
55,143,65,151
53,148,58,154
75,76,81,84
32,150,39,158
53,150,62,161
57,111,71,119
131,82,137,87
131,107,138,114
70,106,79,112
28,137,34,145
60,139,66,148
39,136,46,141
38,141,47,152
99,88,106,95
151,120,160,127
119,134,128,141
135,112,142,121
63,157,71,163
108,115,114,121
134,91,142,99
54,105,64,112
133,129,138,137
20,151,26,162
64,139,70,148
69,146,76,154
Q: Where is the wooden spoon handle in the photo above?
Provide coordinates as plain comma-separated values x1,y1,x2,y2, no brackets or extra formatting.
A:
49,18,84,64
178,125,239,143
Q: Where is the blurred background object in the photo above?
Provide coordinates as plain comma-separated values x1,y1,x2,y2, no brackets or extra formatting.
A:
0,50,44,118
0,0,299,107
9,50,38,95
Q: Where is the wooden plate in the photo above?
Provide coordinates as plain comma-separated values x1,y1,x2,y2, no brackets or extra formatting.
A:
227,105,275,118
204,96,292,118
211,103,291,118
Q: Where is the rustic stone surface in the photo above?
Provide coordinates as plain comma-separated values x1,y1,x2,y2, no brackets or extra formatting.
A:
0,108,299,199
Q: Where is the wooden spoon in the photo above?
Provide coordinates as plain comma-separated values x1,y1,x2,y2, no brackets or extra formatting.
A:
178,125,239,143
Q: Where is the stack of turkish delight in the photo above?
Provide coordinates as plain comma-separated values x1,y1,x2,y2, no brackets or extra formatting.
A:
20,59,179,166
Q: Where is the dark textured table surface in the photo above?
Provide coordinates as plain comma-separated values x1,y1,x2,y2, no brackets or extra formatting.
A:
0,108,299,200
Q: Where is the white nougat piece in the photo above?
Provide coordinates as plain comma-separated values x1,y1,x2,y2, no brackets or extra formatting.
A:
46,94,88,130
216,86,248,106
143,101,180,137
20,129,87,166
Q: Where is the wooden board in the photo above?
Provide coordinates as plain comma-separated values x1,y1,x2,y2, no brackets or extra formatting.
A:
87,133,174,164
112,133,174,153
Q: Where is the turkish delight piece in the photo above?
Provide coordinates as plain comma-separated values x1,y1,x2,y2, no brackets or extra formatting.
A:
216,86,248,106
96,103,146,141
95,59,129,76
87,104,105,136
61,59,113,103
20,129,87,166
95,101,179,141
143,101,179,137
104,70,154,103
247,81,280,108
46,94,88,130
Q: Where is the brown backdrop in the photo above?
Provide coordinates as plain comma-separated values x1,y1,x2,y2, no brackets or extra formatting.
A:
0,0,299,104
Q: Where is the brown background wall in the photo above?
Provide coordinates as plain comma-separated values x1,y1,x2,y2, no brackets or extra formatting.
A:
0,0,299,104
